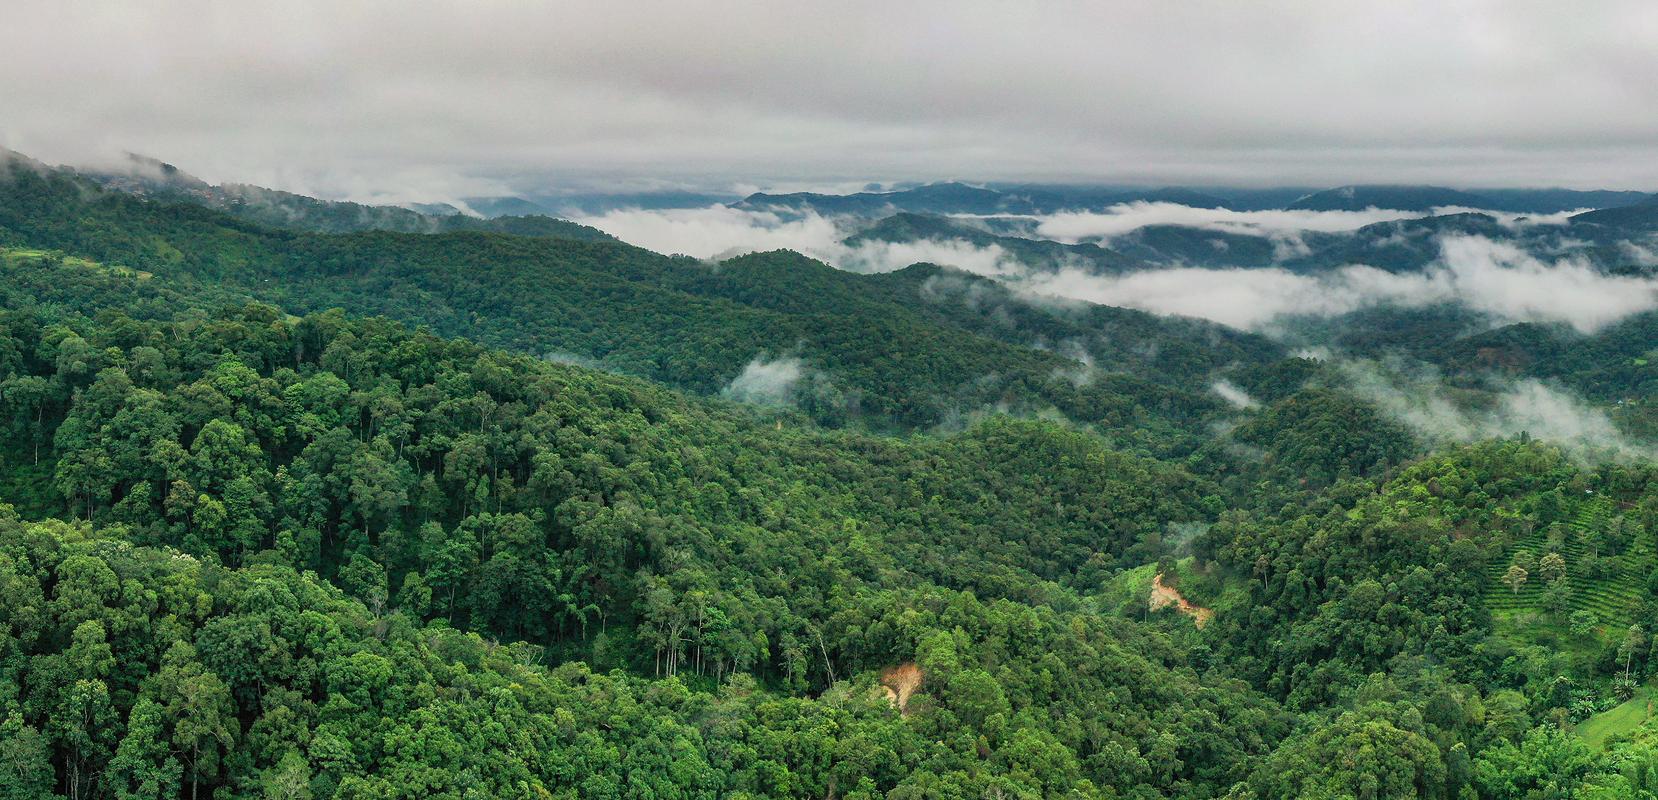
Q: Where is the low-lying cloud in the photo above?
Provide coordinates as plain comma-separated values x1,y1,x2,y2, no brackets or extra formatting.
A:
722,355,806,405
1026,235,1658,332
1339,360,1650,460
1431,206,1587,229
1031,202,1426,240
1210,380,1258,409
573,204,1026,275
572,206,844,260
574,205,1658,335
574,202,1440,264
836,238,1022,276
1618,238,1658,267
1434,237,1658,331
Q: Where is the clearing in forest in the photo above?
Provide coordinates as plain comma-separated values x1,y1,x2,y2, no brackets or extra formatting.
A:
1,246,153,280
1578,685,1654,749
1151,572,1214,628
880,662,924,714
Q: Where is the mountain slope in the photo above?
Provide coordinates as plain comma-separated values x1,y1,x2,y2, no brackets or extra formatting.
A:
1476,188,1653,213
61,151,614,241
1571,196,1658,231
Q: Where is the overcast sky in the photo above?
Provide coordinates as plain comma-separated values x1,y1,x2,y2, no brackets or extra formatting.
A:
5,1,1658,201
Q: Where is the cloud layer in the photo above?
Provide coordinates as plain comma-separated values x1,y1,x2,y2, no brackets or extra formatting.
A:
573,205,1027,275
1031,203,1427,240
1028,203,1589,244
574,202,1435,272
573,206,843,261
1027,236,1658,332
7,2,1658,197
576,204,1658,333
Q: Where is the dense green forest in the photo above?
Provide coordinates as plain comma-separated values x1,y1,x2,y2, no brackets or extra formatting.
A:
7,152,1658,798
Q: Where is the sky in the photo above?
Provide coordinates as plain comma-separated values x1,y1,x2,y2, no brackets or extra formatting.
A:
4,1,1658,201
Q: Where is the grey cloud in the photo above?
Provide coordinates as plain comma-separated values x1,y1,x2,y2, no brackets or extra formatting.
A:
6,2,1658,197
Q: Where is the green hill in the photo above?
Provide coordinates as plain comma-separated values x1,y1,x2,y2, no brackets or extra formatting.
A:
0,156,1284,442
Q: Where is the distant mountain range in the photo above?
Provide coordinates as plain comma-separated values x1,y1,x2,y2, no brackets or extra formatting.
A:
0,150,1279,437
845,212,1147,274
41,149,1657,224
1286,185,1495,212
738,180,1654,217
18,149,1658,278
1570,194,1658,231
841,205,1658,276
1286,184,1655,213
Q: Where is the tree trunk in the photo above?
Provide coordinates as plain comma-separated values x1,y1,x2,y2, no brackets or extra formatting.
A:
815,630,837,685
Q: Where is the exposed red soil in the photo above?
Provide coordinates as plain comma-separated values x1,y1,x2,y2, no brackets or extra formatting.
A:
880,662,924,713
1150,572,1214,629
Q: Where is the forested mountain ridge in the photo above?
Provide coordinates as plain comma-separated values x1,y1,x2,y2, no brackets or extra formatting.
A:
19,150,615,241
1571,196,1658,232
0,296,1290,798
861,206,1658,275
0,156,1283,445
1286,185,1496,212
740,180,1652,217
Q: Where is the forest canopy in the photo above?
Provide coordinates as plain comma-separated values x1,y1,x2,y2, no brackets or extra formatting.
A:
3,153,1658,799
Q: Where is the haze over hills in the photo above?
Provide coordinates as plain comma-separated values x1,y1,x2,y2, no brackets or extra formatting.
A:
18,147,1658,417
0,152,1287,443
54,151,616,241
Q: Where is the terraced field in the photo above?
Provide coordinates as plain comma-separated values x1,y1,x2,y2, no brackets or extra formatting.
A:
1484,498,1649,633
